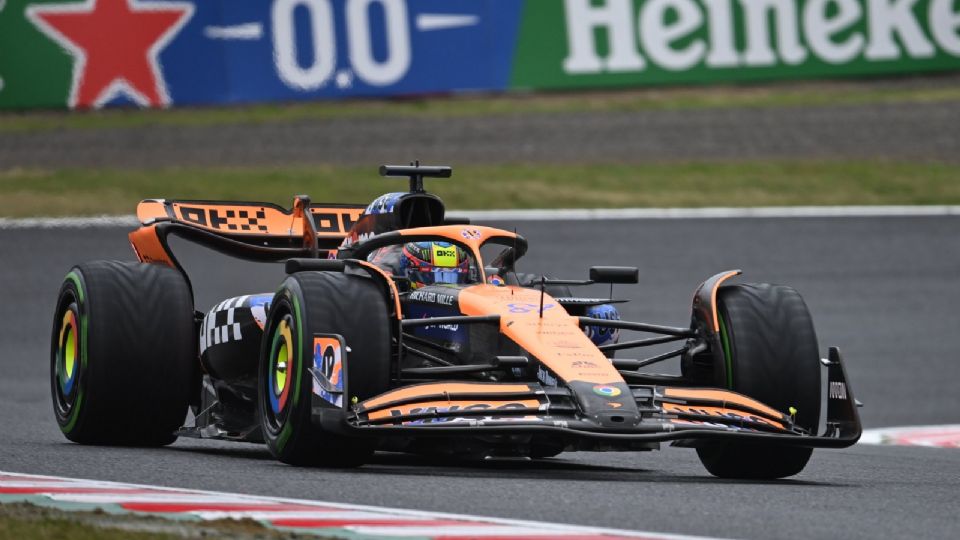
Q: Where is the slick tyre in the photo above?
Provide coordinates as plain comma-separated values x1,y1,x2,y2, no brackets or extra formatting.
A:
258,272,390,467
50,261,196,446
696,283,822,479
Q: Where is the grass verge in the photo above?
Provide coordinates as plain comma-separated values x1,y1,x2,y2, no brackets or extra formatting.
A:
1,161,958,218
2,77,959,133
0,502,321,540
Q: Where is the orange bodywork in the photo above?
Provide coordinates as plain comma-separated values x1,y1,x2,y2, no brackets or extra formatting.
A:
353,260,402,319
708,270,741,332
664,388,784,420
128,225,175,267
661,403,786,430
361,382,533,410
367,398,541,422
458,285,622,385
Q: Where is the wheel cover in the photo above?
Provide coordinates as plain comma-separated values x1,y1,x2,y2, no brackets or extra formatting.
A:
54,304,81,416
58,310,78,394
266,315,294,424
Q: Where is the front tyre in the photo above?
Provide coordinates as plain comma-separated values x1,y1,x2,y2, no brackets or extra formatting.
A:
50,261,196,446
696,283,822,479
258,272,391,467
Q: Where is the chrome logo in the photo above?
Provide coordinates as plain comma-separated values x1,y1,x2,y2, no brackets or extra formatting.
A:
593,385,621,397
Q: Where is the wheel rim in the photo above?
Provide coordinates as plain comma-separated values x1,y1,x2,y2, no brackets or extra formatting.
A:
54,301,81,417
265,314,295,430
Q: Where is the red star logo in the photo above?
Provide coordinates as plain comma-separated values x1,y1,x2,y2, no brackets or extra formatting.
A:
26,0,194,109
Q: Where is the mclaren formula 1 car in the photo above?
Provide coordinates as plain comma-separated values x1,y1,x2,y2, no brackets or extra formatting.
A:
50,164,861,478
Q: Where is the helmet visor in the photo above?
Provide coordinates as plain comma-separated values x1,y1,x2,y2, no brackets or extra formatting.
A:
408,268,465,286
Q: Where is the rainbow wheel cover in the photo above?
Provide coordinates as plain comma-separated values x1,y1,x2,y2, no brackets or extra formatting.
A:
268,317,294,416
56,309,80,399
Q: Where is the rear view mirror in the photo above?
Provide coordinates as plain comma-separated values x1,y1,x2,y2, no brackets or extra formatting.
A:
589,266,639,284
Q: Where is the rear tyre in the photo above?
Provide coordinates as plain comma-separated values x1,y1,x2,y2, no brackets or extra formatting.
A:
696,283,821,479
50,261,196,446
258,272,391,467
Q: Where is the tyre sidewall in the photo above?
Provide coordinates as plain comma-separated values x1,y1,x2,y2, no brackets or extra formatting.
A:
259,272,391,466
50,262,196,446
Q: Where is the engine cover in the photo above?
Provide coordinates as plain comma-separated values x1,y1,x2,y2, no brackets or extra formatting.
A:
200,294,273,385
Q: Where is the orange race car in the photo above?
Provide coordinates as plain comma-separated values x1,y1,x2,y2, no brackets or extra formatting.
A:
50,164,861,479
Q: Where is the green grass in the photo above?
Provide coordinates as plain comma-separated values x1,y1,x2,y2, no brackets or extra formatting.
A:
2,161,958,218
0,502,326,540
2,81,959,133
0,514,179,540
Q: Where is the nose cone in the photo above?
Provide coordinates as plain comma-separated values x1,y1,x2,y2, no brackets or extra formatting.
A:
458,285,641,425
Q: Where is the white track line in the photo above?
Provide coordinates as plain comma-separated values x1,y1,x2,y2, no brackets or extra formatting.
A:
0,215,138,229
0,470,727,540
454,206,960,221
1,206,958,229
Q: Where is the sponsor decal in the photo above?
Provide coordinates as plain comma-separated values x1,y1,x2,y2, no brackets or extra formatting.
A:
409,290,457,306
406,305,467,344
507,302,556,314
537,366,558,387
592,385,622,397
312,336,343,407
170,204,361,235
382,401,541,425
312,209,360,233
7,1,960,111
8,1,521,110
514,1,960,90
829,381,849,400
557,350,597,358
607,402,623,409
572,360,599,368
460,228,483,240
420,316,460,332
24,0,194,108
177,206,268,232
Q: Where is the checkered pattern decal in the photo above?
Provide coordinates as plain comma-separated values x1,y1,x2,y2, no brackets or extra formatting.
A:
199,295,249,354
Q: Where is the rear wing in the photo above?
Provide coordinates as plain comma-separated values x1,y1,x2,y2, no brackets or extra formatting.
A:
129,198,366,279
136,198,365,239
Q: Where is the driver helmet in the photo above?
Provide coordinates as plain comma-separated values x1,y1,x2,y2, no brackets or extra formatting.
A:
400,241,470,289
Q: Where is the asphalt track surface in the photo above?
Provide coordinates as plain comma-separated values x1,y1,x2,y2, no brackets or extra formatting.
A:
2,100,959,169
1,216,959,539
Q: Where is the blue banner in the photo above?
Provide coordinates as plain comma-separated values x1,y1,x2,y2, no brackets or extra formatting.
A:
0,0,524,108
182,0,524,105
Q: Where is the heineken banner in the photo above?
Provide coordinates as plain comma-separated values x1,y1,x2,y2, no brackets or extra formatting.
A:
0,0,958,110
513,0,960,88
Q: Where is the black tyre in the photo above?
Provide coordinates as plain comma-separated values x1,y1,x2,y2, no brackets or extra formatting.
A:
696,283,821,479
50,261,196,446
258,272,391,467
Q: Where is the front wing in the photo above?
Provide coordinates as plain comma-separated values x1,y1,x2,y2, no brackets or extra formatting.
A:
313,348,861,448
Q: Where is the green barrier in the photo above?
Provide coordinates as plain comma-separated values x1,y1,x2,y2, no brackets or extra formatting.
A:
512,0,960,89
